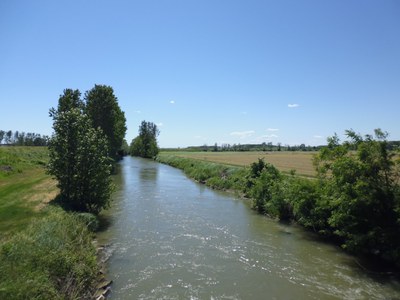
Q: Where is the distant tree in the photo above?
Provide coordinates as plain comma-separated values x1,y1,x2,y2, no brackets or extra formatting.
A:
13,131,19,145
213,143,218,152
0,130,4,144
5,130,12,144
17,132,25,145
119,139,130,156
84,85,127,160
130,121,159,158
48,89,113,214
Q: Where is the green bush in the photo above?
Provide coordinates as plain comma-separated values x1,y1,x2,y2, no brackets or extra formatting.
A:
0,207,98,299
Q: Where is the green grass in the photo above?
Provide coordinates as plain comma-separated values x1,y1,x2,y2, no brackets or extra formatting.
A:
0,207,99,299
0,146,100,298
156,154,248,192
0,146,49,178
0,147,56,237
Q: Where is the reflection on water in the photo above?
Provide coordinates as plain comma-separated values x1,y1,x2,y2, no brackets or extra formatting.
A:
98,156,400,300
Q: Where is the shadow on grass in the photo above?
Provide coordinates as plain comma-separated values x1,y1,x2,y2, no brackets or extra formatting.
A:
49,195,113,233
96,214,112,233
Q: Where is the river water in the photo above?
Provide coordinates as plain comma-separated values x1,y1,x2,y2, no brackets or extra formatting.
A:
98,156,400,299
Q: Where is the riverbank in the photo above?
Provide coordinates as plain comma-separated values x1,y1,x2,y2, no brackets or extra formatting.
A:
156,152,400,271
0,147,103,299
99,155,400,298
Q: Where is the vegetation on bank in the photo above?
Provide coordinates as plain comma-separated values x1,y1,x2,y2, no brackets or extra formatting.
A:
156,154,248,191
0,84,126,298
84,85,127,160
48,89,113,214
157,129,400,267
0,207,99,299
48,86,127,214
0,147,99,299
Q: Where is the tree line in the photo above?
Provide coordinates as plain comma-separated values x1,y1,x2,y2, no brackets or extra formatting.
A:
165,143,324,152
48,85,126,214
165,141,400,153
0,130,49,146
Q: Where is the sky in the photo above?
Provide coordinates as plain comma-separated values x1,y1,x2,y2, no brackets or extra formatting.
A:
0,0,399,148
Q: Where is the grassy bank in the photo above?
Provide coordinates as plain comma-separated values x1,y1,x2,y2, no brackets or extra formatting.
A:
0,147,56,237
156,153,248,191
0,147,100,299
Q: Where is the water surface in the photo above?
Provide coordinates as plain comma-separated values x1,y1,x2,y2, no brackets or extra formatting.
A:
99,156,400,299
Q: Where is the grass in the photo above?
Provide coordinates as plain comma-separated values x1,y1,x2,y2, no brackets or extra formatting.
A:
156,154,248,191
159,151,317,177
0,146,57,238
0,146,100,298
0,207,99,299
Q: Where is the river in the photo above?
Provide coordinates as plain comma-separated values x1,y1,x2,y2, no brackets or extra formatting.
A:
98,156,400,299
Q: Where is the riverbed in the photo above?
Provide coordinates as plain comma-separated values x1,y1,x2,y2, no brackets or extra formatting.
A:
98,156,400,299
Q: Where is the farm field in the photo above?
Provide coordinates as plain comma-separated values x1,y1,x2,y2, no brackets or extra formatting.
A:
160,151,317,177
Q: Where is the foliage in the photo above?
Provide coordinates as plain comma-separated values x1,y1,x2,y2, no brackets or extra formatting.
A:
0,207,98,299
156,154,247,191
314,129,400,261
48,89,113,214
245,159,281,214
0,130,49,146
130,120,160,158
120,139,130,156
85,85,127,160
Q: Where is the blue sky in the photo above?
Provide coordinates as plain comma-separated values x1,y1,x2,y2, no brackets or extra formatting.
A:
1,0,399,148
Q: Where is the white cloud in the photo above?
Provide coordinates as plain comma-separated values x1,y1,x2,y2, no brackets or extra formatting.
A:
170,100,175,104
135,110,141,114
156,122,164,127
288,104,300,108
262,134,278,138
313,135,323,139
230,130,255,139
267,128,279,132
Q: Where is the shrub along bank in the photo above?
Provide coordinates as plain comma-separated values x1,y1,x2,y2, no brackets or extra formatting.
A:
0,207,99,299
157,129,400,267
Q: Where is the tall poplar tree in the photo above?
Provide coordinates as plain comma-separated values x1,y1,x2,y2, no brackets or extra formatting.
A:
84,85,127,159
130,121,160,158
48,89,113,214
